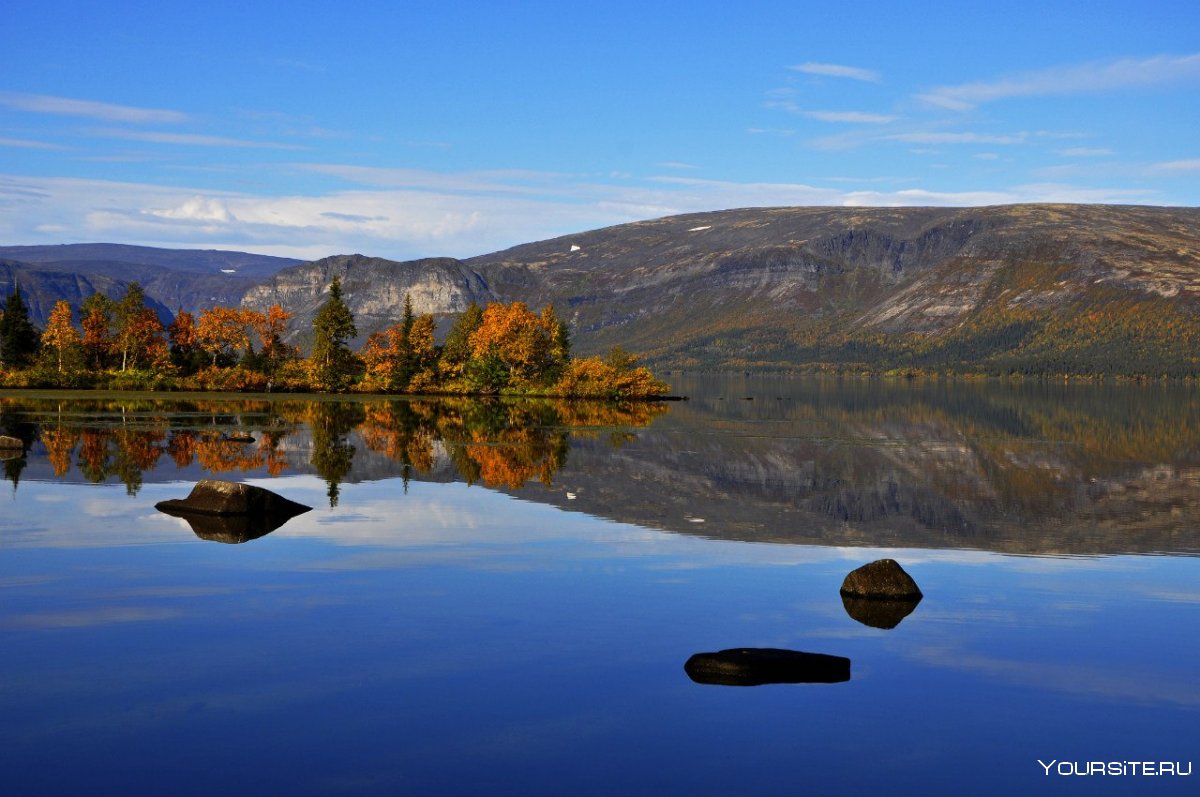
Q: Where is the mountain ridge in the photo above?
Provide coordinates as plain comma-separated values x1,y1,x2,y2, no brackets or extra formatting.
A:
240,203,1200,375
6,204,1200,376
0,243,302,327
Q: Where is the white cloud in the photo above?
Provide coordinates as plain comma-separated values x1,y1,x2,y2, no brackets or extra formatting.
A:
803,110,897,124
841,183,1158,207
148,196,234,222
0,136,66,150
885,132,1028,145
918,53,1200,110
90,128,307,150
841,187,1018,207
789,62,881,83
0,170,1169,262
0,91,188,124
1148,158,1200,173
1058,147,1114,157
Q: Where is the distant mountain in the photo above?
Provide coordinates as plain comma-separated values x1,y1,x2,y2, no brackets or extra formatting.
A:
240,204,1200,376
0,243,302,328
0,243,299,279
8,206,1200,375
0,260,174,328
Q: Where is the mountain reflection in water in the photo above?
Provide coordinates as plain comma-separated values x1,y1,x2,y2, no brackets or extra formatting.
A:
3,377,1199,556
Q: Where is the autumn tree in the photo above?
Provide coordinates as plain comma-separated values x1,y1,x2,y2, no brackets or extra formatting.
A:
80,293,115,370
468,301,557,389
408,314,438,389
0,285,40,369
122,307,169,372
168,310,207,374
310,277,358,392
196,306,251,366
441,302,483,379
112,284,167,372
39,300,83,377
362,328,404,392
553,346,669,398
247,304,294,381
540,304,570,379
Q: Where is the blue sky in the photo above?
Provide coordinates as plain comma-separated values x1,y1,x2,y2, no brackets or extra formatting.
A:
2,0,1198,260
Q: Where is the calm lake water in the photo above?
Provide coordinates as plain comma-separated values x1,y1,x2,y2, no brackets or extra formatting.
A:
1,378,1197,796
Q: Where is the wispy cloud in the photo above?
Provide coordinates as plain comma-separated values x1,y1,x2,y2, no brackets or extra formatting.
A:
885,131,1028,145
804,110,897,124
763,87,801,113
90,128,308,150
790,62,881,83
656,161,700,170
1059,147,1114,157
918,53,1200,110
0,91,188,124
1148,158,1200,174
0,136,66,150
0,171,1168,262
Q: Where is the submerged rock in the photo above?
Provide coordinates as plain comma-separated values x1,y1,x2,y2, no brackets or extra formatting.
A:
684,648,851,686
155,479,311,517
0,435,23,449
840,558,923,599
841,594,922,629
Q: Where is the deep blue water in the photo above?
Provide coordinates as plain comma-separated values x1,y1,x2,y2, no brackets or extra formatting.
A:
1,382,1197,795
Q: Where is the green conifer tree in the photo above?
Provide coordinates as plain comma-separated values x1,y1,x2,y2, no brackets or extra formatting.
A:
310,276,358,391
0,285,41,369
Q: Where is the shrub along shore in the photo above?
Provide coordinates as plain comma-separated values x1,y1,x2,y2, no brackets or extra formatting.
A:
0,278,670,399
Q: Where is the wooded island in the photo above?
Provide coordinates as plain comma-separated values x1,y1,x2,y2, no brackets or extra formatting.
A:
0,278,669,398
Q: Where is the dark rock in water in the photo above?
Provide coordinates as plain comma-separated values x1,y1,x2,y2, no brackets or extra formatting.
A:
0,435,23,450
226,433,256,443
840,558,923,599
169,511,297,544
841,594,922,629
684,648,851,686
155,479,311,517
156,480,311,543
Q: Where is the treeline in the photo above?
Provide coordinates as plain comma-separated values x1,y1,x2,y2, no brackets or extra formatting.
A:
0,278,669,398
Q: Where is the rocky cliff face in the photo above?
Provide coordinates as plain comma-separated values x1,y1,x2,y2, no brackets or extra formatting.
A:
241,254,497,345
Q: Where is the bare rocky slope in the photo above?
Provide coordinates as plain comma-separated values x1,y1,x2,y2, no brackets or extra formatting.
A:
244,204,1200,375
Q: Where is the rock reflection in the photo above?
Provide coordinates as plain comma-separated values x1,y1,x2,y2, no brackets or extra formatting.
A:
160,509,302,544
840,595,922,629
684,648,851,686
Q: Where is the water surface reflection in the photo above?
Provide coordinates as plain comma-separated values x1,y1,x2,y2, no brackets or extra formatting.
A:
4,380,1198,555
1,382,1198,796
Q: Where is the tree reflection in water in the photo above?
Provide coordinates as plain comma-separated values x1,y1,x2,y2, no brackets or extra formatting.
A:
0,395,668,503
